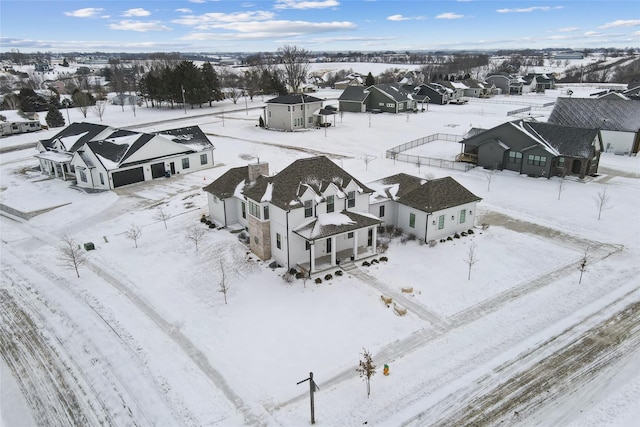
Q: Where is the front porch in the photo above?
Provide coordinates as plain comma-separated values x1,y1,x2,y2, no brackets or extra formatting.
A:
297,245,377,276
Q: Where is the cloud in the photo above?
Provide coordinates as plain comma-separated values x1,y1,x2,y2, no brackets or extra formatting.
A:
188,0,206,3
600,20,640,29
173,11,276,28
123,8,151,17
387,15,410,21
584,31,604,37
176,8,192,13
274,0,340,9
496,6,563,13
64,8,105,18
181,20,356,40
109,20,172,32
436,12,464,19
556,27,580,33
311,35,398,43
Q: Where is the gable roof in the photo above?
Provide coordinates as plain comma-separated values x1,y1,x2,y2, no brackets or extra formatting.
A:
399,176,482,213
266,94,323,104
203,166,248,199
338,85,369,102
368,173,425,203
243,156,372,210
156,125,213,151
293,210,380,240
547,98,640,132
40,122,112,151
371,83,414,102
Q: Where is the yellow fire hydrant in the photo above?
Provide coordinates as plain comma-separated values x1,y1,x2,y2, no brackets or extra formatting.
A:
383,364,389,376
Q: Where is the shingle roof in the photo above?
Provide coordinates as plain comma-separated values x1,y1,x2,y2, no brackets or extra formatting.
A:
293,210,381,240
368,173,425,202
266,94,323,104
41,122,111,151
203,166,248,199
548,98,640,132
338,85,369,102
243,156,372,210
372,83,414,102
156,125,212,150
399,176,482,213
524,122,599,158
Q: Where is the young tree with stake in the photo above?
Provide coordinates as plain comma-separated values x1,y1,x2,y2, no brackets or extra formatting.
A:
578,248,589,284
58,234,85,278
125,224,142,248
219,260,229,304
154,207,170,229
356,348,376,397
595,187,611,220
464,242,478,280
186,225,206,251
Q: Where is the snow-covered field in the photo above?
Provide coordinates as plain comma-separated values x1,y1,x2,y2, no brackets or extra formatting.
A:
1,84,639,426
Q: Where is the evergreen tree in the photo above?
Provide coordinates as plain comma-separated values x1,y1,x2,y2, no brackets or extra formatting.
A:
201,62,221,106
45,105,65,127
365,72,376,86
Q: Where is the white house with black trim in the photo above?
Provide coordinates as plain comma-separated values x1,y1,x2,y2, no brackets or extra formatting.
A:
36,122,215,189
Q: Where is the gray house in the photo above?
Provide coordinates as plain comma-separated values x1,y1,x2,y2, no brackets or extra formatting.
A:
485,73,524,95
338,83,417,113
264,94,324,131
547,97,640,155
459,119,603,178
368,174,481,243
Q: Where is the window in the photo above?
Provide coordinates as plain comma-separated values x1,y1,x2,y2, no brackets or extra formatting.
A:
268,111,271,117
276,233,281,249
200,154,208,165
308,117,313,124
304,200,313,218
527,154,547,166
347,232,354,239
326,195,334,213
263,206,269,220
379,205,385,217
438,215,445,230
326,238,332,253
347,191,355,208
409,213,416,228
254,236,259,244
386,103,394,108
182,158,190,169
399,104,404,110
508,151,522,163
249,201,261,219
288,106,291,112
558,157,565,166
99,173,104,185
459,209,466,224
241,202,246,219
306,241,311,250
79,170,87,182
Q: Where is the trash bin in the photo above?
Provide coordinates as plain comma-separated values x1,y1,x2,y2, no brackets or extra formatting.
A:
84,242,95,251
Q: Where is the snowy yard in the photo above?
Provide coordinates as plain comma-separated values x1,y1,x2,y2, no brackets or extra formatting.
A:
1,84,639,426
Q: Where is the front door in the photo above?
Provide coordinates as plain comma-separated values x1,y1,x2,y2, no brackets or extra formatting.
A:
368,229,373,247
169,162,176,175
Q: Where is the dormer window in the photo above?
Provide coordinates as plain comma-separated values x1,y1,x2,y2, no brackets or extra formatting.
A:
326,195,334,213
347,191,355,208
304,200,313,218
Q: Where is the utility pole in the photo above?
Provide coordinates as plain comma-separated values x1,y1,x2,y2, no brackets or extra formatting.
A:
297,371,319,424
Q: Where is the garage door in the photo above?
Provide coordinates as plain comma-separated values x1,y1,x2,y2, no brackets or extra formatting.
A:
112,167,144,188
151,162,166,179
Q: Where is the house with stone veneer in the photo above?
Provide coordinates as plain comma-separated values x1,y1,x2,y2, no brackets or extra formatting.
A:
203,156,381,275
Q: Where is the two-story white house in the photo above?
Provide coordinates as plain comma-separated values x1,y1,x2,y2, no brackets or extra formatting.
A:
368,173,482,242
264,94,325,131
204,156,380,275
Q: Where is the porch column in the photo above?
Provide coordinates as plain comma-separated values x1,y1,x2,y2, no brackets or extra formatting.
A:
310,242,316,273
352,231,359,260
330,236,336,266
371,226,377,253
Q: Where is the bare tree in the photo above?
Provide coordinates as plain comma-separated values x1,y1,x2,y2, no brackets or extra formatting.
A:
225,87,243,104
58,234,85,278
578,248,589,284
278,45,310,94
363,154,376,171
464,242,478,280
356,348,376,397
154,208,170,229
129,95,137,117
92,100,107,121
186,225,206,251
125,224,142,248
557,174,566,200
595,188,611,220
219,260,229,304
416,157,422,173
484,168,496,192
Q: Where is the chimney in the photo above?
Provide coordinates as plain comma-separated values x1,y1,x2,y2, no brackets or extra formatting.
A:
248,160,269,182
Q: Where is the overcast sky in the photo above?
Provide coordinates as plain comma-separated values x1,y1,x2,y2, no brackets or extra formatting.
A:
1,0,639,53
